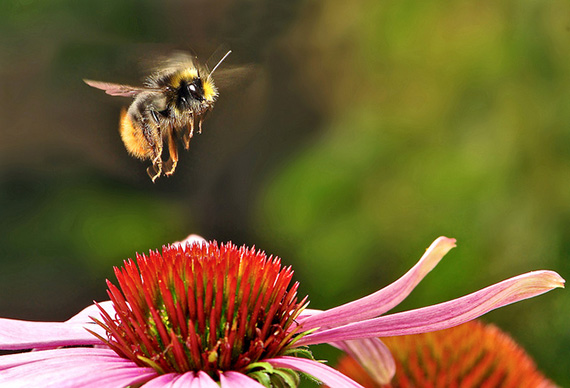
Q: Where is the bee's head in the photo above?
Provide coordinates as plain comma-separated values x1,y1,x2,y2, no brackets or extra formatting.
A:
186,78,205,102
175,75,217,109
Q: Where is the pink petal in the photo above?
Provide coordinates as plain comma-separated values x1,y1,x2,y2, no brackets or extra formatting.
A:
0,347,156,387
140,373,178,387
297,270,564,345
192,371,221,388
66,300,116,324
219,371,266,387
170,372,198,388
142,372,218,388
296,308,322,320
0,347,123,369
334,338,395,385
173,234,207,250
268,356,364,388
0,317,105,350
300,237,456,330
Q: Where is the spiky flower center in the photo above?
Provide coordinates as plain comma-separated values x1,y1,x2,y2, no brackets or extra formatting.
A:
93,241,308,379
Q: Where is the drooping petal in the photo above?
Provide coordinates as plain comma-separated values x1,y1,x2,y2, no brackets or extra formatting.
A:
268,356,365,388
300,237,456,330
0,347,156,387
334,338,395,385
219,371,266,387
298,270,564,346
0,317,105,350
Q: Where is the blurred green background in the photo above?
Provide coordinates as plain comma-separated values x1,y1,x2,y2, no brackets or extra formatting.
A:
0,0,568,385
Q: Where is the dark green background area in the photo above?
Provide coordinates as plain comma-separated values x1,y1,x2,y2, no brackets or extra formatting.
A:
0,0,568,386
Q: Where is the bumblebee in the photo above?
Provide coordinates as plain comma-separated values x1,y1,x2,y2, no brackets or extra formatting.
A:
85,50,231,182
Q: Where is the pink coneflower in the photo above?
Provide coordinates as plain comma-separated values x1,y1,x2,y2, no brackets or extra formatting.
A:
0,235,564,387
334,320,556,387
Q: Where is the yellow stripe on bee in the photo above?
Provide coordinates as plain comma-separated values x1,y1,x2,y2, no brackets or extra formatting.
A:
170,68,199,88
202,80,217,101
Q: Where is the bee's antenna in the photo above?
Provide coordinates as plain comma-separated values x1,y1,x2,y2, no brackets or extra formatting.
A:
207,50,232,81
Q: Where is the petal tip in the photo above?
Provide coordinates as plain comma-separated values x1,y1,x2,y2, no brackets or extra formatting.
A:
435,236,457,248
519,270,565,293
546,271,565,289
531,270,565,289
425,236,456,259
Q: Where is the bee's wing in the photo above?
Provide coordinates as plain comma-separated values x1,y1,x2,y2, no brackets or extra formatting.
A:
144,51,196,76
83,79,159,97
210,65,257,89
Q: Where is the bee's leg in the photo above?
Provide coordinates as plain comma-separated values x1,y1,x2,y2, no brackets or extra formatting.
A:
182,117,194,149
196,108,212,135
164,127,179,176
145,110,163,182
147,150,163,182
147,163,161,183
197,116,203,134
181,133,190,150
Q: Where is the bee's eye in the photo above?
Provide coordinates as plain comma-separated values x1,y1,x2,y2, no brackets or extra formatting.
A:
187,80,204,101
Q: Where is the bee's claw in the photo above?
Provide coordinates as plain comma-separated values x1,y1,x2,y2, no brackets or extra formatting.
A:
164,159,177,177
147,161,162,182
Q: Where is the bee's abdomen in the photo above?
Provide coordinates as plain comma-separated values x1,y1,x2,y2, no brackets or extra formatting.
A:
119,108,154,160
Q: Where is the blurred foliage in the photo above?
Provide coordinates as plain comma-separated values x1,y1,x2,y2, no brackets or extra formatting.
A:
0,173,188,320
0,0,568,386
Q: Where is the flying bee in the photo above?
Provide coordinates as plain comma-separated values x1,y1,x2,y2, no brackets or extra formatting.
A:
84,50,231,182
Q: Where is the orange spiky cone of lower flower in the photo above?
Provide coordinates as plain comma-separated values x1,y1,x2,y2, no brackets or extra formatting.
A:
335,320,556,388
